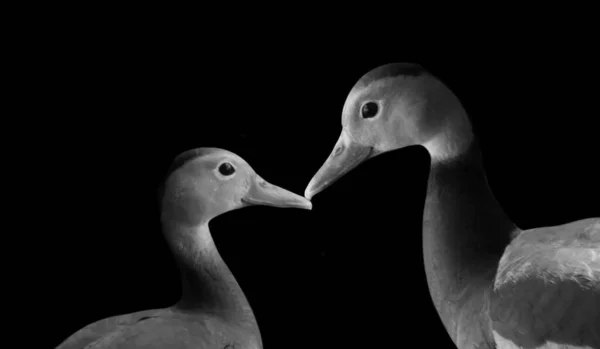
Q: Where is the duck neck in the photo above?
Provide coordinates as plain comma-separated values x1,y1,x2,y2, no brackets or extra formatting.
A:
165,221,258,328
422,139,515,313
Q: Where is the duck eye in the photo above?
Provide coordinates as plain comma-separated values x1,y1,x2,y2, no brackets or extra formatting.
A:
361,101,379,119
218,162,236,176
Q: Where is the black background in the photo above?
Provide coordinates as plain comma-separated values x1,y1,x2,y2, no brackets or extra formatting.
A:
21,29,599,349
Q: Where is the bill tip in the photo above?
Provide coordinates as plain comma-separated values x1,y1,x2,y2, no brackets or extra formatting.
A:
305,200,313,210
304,188,314,201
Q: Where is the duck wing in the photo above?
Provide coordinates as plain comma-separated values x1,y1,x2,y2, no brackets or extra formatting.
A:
489,218,600,348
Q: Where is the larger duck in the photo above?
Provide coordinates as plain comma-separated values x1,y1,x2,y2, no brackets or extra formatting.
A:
304,63,599,349
57,148,312,349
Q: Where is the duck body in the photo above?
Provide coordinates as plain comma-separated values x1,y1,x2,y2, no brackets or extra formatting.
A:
56,307,258,349
304,63,599,348
57,226,262,349
435,216,600,349
56,148,311,348
489,219,599,348
422,141,599,348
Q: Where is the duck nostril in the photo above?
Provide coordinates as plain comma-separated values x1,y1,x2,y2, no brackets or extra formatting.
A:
332,144,344,158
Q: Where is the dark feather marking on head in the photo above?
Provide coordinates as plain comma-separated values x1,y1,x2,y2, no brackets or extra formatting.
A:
166,148,214,179
156,148,219,206
358,62,428,87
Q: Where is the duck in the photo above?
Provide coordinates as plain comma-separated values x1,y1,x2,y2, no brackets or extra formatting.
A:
56,147,312,349
304,63,599,349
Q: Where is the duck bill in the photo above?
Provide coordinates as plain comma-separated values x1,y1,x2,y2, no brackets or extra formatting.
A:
304,129,373,200
242,174,312,210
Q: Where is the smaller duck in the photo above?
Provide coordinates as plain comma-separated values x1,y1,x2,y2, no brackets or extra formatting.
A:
56,148,312,349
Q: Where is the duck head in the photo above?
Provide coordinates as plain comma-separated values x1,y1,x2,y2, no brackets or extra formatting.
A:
305,63,472,199
161,148,311,227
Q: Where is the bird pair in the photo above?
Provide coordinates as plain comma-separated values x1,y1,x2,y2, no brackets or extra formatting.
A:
57,63,599,349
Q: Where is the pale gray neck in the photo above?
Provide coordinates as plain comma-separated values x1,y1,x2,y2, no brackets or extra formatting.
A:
164,221,258,327
422,138,516,310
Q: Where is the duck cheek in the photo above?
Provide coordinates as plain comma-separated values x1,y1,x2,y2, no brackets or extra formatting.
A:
164,194,207,227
